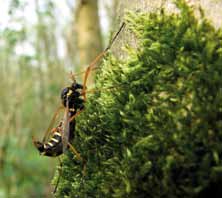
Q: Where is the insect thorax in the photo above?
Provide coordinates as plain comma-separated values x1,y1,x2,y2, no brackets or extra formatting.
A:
60,83,85,110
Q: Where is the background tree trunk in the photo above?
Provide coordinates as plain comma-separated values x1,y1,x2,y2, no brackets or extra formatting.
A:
75,0,103,68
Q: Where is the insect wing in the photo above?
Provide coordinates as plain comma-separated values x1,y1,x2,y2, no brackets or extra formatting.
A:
62,100,70,152
42,106,64,143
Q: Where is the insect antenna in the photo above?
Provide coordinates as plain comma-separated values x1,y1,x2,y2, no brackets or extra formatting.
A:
104,22,125,52
69,22,126,82
82,22,126,101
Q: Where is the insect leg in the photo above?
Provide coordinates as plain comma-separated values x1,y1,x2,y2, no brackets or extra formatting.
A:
53,157,62,194
67,142,82,161
80,84,118,96
68,142,86,176
68,109,84,123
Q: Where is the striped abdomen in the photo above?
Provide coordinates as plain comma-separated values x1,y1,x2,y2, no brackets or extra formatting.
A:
42,131,63,157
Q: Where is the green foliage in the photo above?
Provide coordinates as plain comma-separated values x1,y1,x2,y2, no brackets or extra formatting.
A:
56,1,222,197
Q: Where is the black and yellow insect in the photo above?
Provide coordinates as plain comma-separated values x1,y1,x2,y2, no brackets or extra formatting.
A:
33,22,125,159
32,80,85,158
32,22,125,193
33,121,64,157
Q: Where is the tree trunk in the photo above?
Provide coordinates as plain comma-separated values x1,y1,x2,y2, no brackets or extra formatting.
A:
110,0,222,58
115,0,222,28
75,0,103,68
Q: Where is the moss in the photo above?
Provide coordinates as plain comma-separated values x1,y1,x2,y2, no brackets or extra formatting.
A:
55,1,222,197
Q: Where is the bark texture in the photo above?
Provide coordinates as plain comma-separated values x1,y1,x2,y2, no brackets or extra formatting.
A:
116,0,222,28
110,0,222,59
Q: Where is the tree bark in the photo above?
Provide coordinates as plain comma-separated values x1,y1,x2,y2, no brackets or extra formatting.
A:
110,0,222,59
115,0,222,28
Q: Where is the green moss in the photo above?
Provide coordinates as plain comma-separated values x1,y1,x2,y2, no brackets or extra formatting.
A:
55,1,222,197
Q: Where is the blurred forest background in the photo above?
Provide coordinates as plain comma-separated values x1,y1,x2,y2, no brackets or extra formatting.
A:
0,0,222,197
0,0,117,197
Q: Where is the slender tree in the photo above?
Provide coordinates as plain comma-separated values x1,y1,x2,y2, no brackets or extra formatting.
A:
75,0,103,68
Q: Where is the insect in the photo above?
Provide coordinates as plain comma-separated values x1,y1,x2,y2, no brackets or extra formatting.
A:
32,22,125,193
32,80,85,158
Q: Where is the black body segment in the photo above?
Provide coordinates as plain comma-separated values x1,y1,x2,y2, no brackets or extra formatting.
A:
61,82,85,111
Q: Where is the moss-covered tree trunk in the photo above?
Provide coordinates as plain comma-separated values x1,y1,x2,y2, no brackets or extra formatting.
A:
112,0,222,56
55,0,222,197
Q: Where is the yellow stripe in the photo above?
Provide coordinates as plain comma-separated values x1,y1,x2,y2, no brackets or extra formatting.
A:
51,138,59,143
47,142,53,147
54,132,61,136
67,90,73,96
